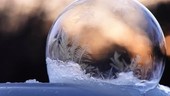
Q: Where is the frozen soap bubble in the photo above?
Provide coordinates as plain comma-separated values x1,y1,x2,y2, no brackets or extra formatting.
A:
46,0,166,93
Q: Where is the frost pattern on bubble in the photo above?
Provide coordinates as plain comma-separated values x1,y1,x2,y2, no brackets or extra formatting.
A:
46,57,158,92
46,0,166,93
46,58,89,83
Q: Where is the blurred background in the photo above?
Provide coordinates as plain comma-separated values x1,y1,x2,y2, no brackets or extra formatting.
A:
0,0,169,86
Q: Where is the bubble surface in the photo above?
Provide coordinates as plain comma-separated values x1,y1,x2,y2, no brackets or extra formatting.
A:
46,0,166,92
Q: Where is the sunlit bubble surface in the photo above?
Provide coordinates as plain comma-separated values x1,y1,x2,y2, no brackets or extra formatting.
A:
46,0,166,93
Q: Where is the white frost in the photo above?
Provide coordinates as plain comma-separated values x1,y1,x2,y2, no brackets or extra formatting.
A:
46,58,90,83
46,57,170,94
46,58,156,85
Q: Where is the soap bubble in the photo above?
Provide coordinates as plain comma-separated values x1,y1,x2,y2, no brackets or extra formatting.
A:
46,0,166,92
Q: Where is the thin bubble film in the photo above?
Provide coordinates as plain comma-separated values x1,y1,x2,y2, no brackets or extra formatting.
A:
46,0,166,92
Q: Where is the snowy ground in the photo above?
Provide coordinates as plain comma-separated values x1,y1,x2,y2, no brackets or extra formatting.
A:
45,58,170,96
0,58,169,96
0,82,169,96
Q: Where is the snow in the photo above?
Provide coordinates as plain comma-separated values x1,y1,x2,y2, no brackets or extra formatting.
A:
46,58,89,83
46,57,160,93
158,85,170,95
0,57,168,95
1,56,168,96
0,83,169,96
25,79,40,83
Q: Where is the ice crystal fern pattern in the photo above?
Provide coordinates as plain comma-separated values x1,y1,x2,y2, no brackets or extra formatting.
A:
48,28,145,79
